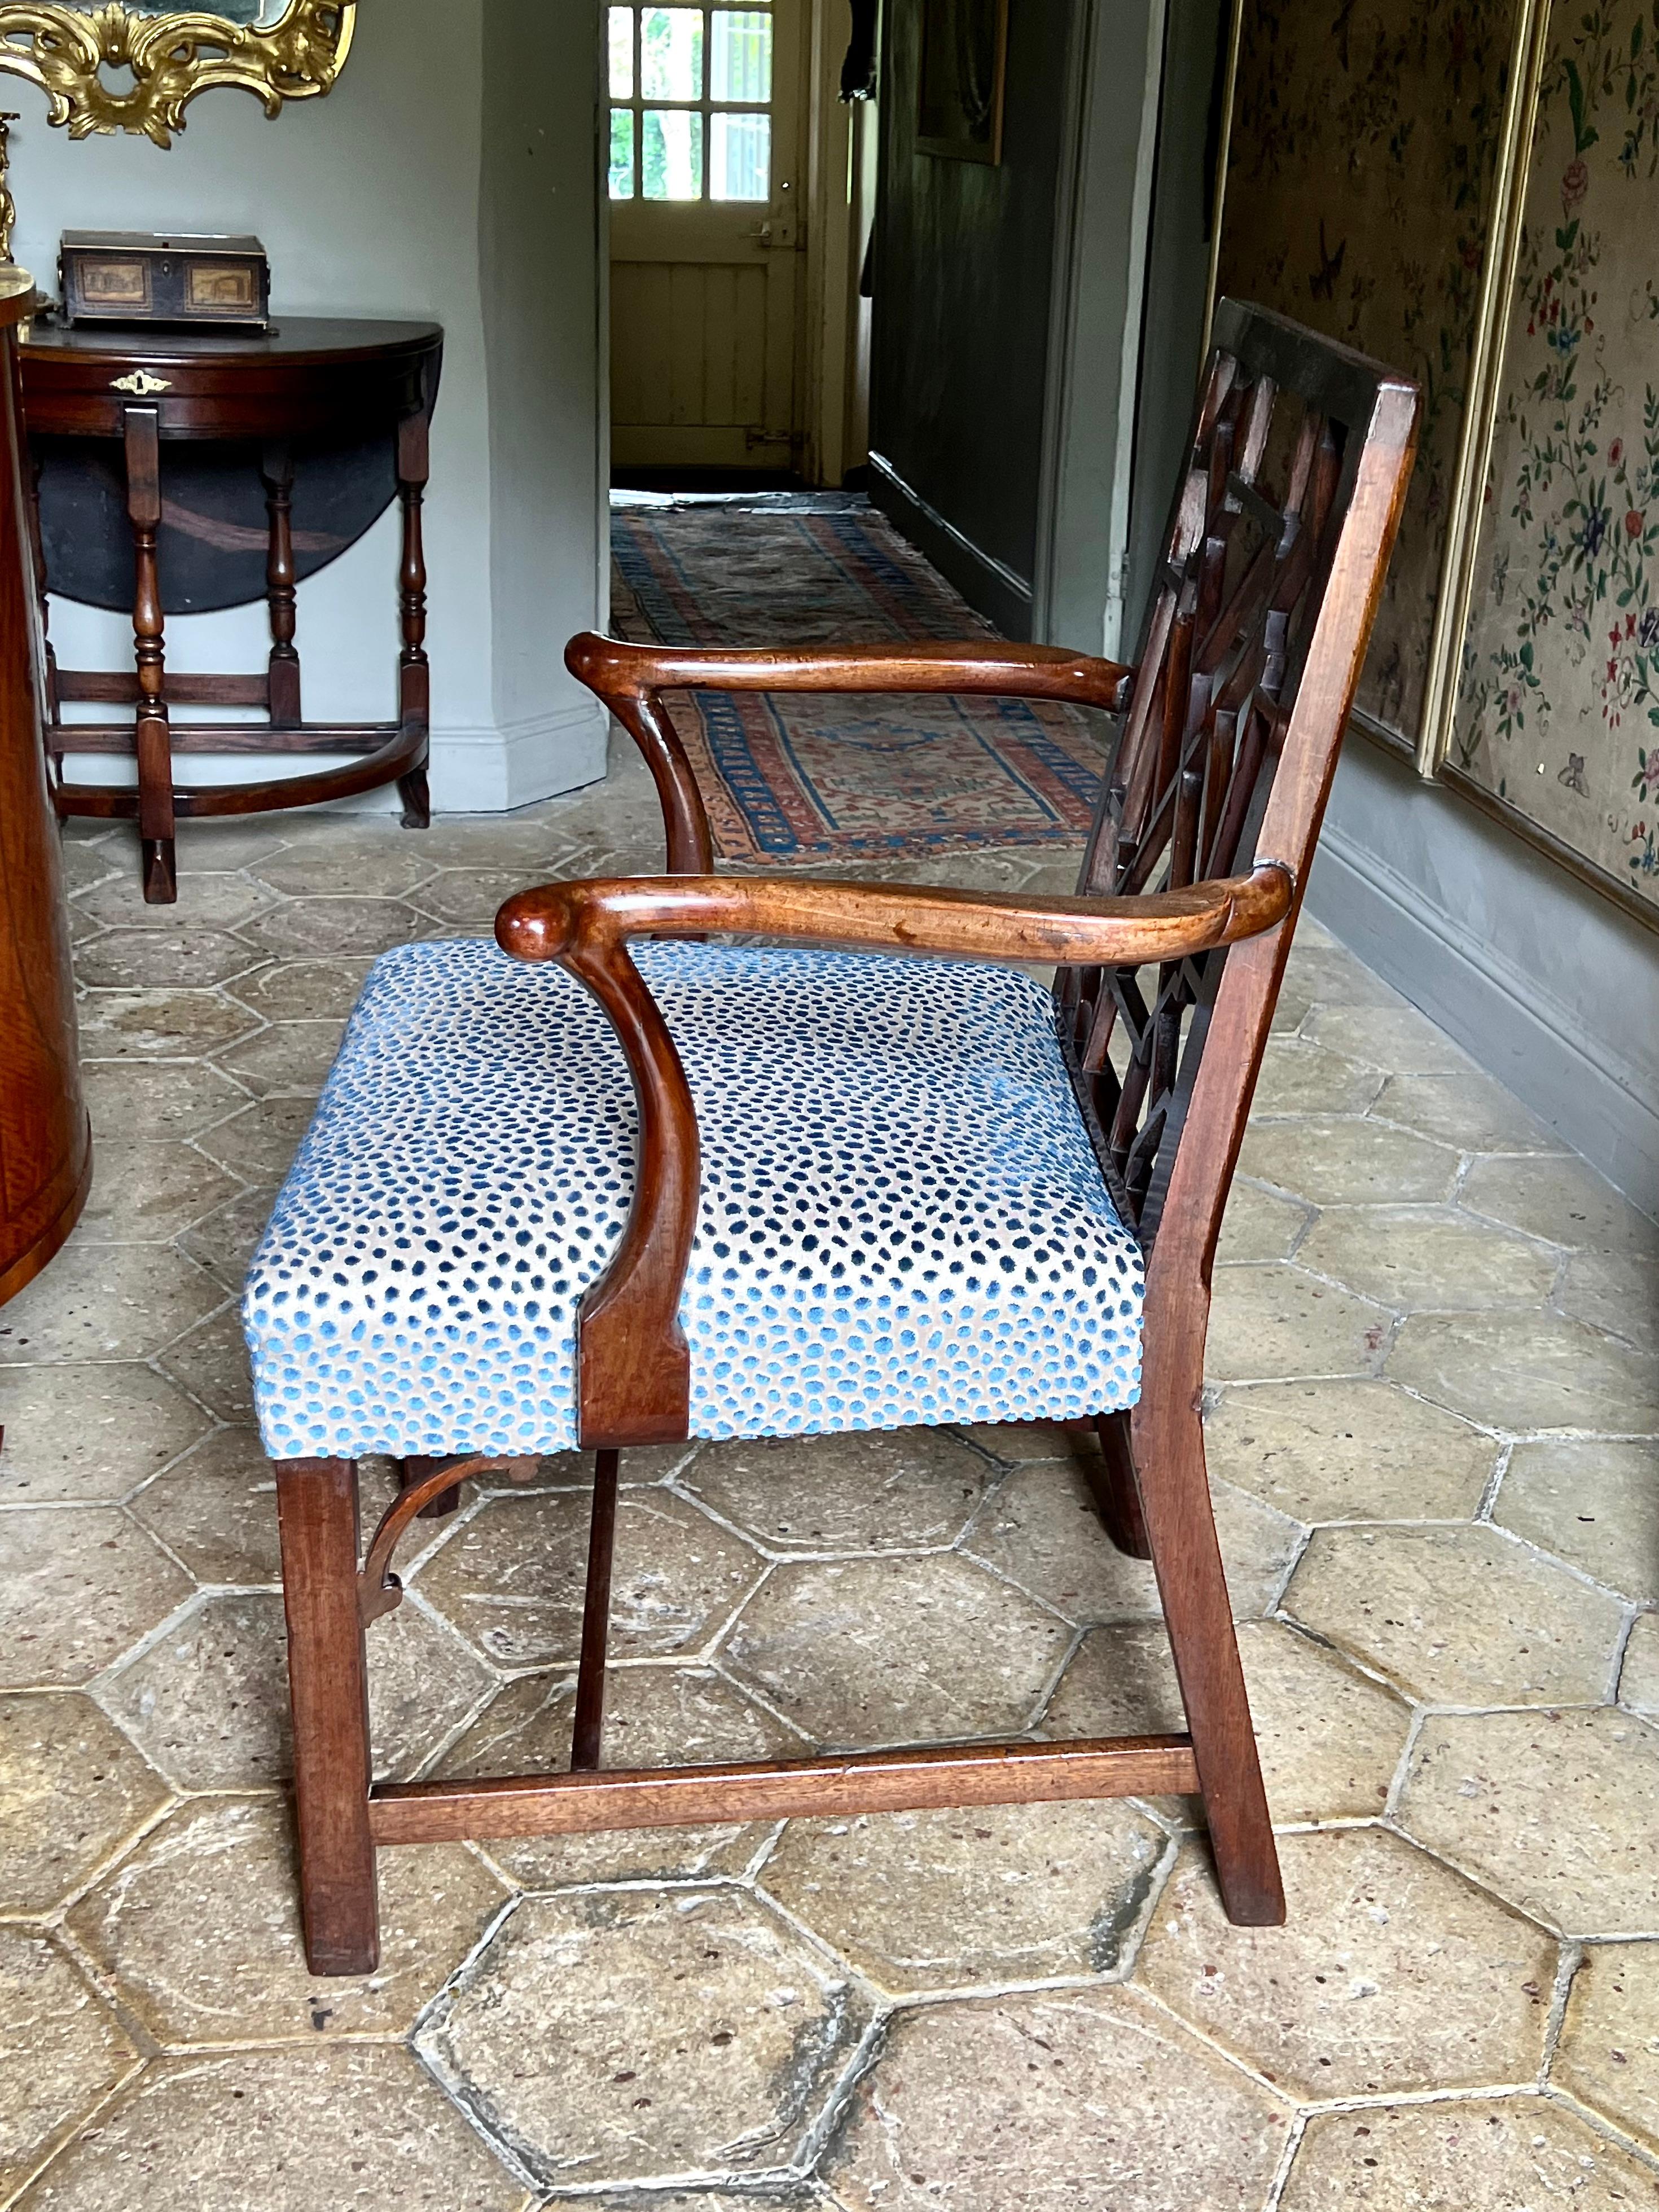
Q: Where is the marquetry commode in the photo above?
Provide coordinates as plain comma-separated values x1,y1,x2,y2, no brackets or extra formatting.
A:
19,315,442,903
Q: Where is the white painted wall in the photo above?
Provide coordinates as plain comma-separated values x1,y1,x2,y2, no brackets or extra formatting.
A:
8,0,608,811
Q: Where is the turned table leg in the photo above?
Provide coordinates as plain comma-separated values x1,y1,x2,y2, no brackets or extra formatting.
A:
394,407,431,830
261,440,301,729
124,404,175,904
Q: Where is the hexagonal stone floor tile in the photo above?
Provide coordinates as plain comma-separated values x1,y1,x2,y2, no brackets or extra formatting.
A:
0,1363,210,1504
14,2045,530,2211
80,1059,249,1143
1370,1068,1567,1153
1460,1152,1659,1256
1296,1206,1558,1313
414,1489,762,1669
125,1427,283,1587
96,1587,495,1792
251,846,438,900
1622,1614,1659,1714
827,1983,1291,2212
230,956,375,1022
176,1186,280,1294
0,1509,192,1689
77,1143,241,1247
216,1021,346,1098
1206,1263,1392,1383
1043,1618,1410,1827
1303,1002,1476,1073
1279,2095,1657,2210
1236,1117,1459,1206
1250,1039,1385,1116
239,896,423,960
0,1245,225,1366
1398,1709,1659,1937
1217,1180,1311,1262
965,1458,1301,1625
1553,1941,1659,2153
65,1797,505,2048
1388,1311,1659,1433
1284,1524,1625,1707
72,924,261,994
0,1930,138,2200
156,1305,257,1421
0,1692,170,1915
192,1095,321,1184
1494,1437,1659,1601
1202,1379,1498,1522
722,1553,1070,1746
677,1428,992,1554
1135,1827,1555,2101
447,1664,796,1889
1555,1246,1659,1354
421,1888,871,2189
761,1797,1166,1992
74,984,258,1063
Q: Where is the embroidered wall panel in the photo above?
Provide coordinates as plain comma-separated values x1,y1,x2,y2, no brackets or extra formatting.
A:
1452,0,1659,914
1213,0,1512,749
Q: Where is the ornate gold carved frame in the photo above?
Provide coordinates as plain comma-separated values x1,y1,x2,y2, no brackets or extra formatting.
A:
0,1,354,146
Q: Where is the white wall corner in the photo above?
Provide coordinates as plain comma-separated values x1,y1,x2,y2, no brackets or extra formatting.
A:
428,697,609,814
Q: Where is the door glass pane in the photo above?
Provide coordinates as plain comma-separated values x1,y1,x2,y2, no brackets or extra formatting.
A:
609,108,635,198
642,108,704,199
710,110,770,200
608,6,634,96
640,7,704,99
710,9,772,102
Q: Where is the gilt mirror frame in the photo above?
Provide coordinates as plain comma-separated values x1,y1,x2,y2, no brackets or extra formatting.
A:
0,1,355,147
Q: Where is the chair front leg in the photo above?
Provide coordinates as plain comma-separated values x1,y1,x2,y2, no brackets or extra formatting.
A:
1131,1385,1284,1926
274,1457,380,1975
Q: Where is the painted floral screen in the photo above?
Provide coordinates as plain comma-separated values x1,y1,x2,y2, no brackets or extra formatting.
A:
1214,0,1512,749
1453,1,1659,914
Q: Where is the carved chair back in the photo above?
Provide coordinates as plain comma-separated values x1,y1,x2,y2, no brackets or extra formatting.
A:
1057,300,1417,1289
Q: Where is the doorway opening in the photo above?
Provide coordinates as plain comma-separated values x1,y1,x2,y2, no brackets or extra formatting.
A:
604,0,874,492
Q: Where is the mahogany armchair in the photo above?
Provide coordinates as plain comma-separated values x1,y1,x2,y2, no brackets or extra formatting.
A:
248,301,1418,1974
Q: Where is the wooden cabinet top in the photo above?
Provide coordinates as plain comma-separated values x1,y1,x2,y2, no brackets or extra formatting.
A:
19,316,444,442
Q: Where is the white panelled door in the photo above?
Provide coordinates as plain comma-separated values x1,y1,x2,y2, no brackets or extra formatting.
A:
608,0,805,471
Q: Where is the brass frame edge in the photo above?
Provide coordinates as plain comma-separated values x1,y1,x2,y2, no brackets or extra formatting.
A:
1198,0,1245,371
1416,0,1554,776
0,1,356,146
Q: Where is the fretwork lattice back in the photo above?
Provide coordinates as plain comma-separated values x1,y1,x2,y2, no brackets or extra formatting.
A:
1056,301,1399,1248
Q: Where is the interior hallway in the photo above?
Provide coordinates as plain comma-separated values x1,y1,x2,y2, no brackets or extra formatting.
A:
0,505,1656,2206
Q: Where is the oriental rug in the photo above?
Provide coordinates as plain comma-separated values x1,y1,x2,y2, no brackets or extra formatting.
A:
609,501,1108,864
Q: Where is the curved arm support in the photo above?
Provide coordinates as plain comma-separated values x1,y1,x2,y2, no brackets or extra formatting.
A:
495,862,1292,1446
359,1454,536,1625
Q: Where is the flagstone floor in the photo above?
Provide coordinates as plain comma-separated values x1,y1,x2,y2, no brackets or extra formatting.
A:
1,743,1657,2210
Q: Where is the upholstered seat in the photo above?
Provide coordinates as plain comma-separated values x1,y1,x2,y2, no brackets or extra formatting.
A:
243,936,1144,1462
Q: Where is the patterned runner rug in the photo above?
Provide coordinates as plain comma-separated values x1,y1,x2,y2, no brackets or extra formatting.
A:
609,501,1107,863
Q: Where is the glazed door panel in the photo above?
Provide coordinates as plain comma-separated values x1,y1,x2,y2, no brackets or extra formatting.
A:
608,0,805,471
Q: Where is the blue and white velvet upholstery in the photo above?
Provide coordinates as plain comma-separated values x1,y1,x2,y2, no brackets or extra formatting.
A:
242,939,1145,1460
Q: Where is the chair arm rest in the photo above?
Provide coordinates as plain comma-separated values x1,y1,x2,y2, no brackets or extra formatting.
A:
496,861,1292,971
494,862,1292,1450
563,631,1133,875
567,631,1134,711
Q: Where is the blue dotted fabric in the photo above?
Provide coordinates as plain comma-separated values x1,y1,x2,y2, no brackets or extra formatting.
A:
243,938,1144,1460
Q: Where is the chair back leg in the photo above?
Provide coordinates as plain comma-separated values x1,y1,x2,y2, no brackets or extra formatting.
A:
1131,1392,1285,1925
571,1448,622,1770
275,1457,380,1974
